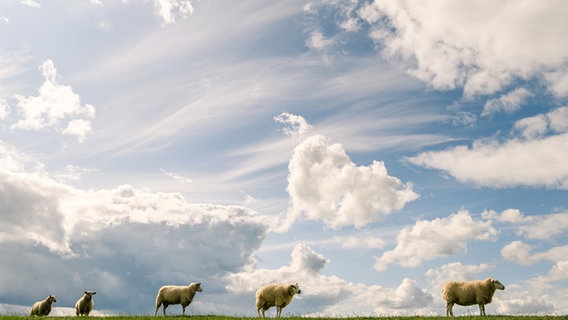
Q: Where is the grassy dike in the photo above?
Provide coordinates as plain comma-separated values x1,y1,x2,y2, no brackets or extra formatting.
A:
0,316,566,320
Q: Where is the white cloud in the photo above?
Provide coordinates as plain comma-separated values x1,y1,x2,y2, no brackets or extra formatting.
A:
339,18,359,32
305,31,334,51
160,168,192,184
0,99,9,120
153,0,194,25
359,1,568,98
489,209,568,240
501,241,568,265
274,112,311,138
374,210,497,271
548,106,568,133
408,108,568,189
545,68,568,97
495,283,556,315
332,234,385,250
225,243,434,316
281,134,419,230
513,114,548,139
20,0,41,8
62,119,92,143
11,60,96,142
0,145,269,313
425,262,493,293
482,88,532,117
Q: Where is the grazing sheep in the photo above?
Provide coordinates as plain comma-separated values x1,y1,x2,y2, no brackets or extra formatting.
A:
256,283,301,318
154,282,203,316
75,291,96,316
30,295,57,316
442,278,505,316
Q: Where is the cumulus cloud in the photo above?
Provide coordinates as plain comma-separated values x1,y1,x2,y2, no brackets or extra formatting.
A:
425,262,493,291
225,243,434,316
274,112,311,138
0,99,9,120
305,31,334,51
281,134,419,230
487,209,568,240
21,0,41,8
495,283,556,315
11,60,96,142
153,0,194,25
482,88,532,117
408,107,568,189
501,241,568,266
374,210,497,271
359,1,568,98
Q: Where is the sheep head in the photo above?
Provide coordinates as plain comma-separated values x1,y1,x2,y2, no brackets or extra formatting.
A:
190,282,203,292
489,279,505,290
84,291,96,299
48,295,57,303
289,283,301,295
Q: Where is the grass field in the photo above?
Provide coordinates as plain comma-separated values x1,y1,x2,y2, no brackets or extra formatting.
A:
0,316,566,320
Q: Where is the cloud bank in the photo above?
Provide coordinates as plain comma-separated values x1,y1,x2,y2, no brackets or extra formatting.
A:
0,143,269,313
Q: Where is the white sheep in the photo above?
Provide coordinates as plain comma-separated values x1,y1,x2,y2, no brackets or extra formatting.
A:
30,295,57,316
75,291,96,316
442,278,505,316
154,282,203,316
255,283,301,318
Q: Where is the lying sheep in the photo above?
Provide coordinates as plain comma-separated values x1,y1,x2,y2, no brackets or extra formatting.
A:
75,291,96,316
442,278,505,316
30,295,57,316
256,283,301,318
154,282,203,316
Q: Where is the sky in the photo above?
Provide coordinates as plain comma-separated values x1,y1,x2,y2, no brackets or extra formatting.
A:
0,0,567,317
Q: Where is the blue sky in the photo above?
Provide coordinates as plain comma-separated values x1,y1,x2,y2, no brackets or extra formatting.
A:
1,0,567,316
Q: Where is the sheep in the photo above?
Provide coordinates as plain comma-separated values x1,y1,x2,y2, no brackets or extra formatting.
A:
256,283,301,318
75,291,96,316
30,295,57,316
442,278,505,316
154,282,203,316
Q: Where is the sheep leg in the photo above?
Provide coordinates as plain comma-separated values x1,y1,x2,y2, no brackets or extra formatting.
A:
261,306,269,318
277,306,283,318
162,303,168,316
182,304,186,316
154,303,160,317
257,306,265,318
445,302,454,317
479,304,486,316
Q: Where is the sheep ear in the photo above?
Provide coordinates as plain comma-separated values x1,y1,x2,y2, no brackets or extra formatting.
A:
84,291,88,294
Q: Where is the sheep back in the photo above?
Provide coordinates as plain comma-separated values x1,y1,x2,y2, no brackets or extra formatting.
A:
30,295,57,316
156,282,202,306
256,283,300,308
442,278,501,306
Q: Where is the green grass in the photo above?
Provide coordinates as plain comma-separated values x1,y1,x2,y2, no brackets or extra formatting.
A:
0,316,567,320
